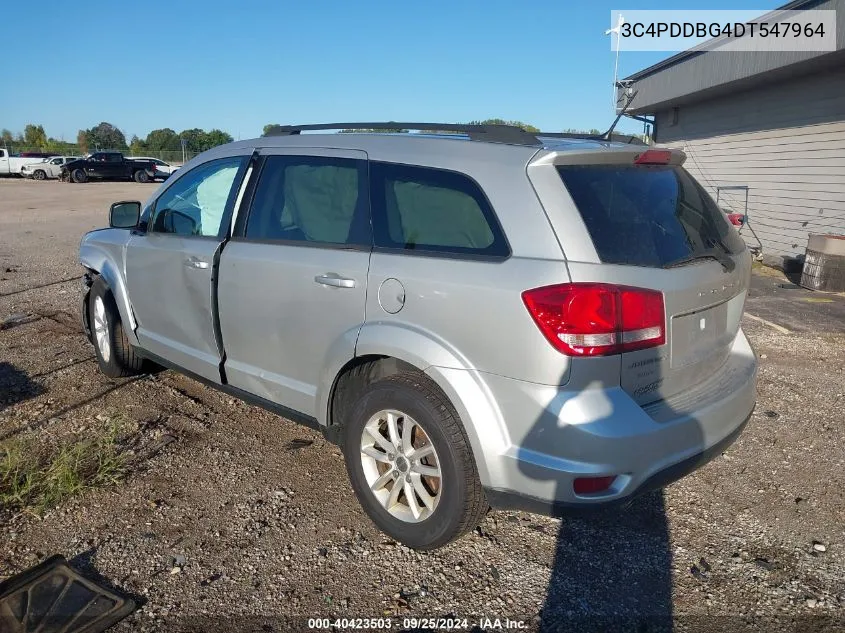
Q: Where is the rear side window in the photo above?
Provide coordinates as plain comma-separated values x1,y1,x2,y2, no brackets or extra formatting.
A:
245,155,370,246
557,165,746,268
371,162,508,257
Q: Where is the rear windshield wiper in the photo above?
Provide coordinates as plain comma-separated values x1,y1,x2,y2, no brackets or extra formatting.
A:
664,249,736,272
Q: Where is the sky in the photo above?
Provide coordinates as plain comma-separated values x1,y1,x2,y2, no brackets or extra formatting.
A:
1,0,782,141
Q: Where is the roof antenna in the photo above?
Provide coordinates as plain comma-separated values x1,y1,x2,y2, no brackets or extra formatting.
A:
599,85,638,141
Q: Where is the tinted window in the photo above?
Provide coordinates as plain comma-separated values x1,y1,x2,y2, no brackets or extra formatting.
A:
50,158,62,165
371,162,507,257
244,155,369,246
150,157,245,237
558,165,746,268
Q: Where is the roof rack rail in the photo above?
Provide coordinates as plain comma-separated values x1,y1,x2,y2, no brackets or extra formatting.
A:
263,122,542,145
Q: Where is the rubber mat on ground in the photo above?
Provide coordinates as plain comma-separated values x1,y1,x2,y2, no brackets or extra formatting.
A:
0,554,135,633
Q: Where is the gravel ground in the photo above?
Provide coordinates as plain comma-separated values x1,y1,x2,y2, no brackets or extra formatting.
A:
1,178,843,632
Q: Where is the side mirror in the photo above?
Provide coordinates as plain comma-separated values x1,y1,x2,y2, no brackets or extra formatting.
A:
109,201,141,229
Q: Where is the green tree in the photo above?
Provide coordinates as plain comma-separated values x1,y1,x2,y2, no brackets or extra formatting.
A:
263,123,285,136
1,129,14,146
23,124,47,148
44,137,76,154
563,128,602,135
178,128,206,153
469,119,540,133
177,128,233,153
202,129,233,150
144,128,180,152
129,135,146,155
81,122,127,151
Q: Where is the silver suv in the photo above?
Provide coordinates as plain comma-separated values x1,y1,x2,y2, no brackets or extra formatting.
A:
79,123,757,549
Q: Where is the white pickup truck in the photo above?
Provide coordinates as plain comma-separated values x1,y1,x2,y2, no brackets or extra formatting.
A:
0,149,46,175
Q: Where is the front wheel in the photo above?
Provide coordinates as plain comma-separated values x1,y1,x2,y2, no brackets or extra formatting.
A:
89,277,145,378
342,372,488,550
71,168,87,183
134,169,150,183
33,169,46,181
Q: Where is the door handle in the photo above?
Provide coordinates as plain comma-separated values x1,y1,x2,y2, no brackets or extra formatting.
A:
184,257,210,270
314,273,356,289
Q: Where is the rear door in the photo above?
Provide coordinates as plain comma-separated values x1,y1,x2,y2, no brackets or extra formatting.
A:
124,154,250,381
217,148,371,417
554,158,751,404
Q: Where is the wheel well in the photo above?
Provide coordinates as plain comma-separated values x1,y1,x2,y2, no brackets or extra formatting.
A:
81,268,98,343
328,355,420,439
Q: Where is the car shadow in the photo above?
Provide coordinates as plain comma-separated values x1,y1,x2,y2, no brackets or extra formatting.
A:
0,361,46,413
518,364,705,632
0,375,144,441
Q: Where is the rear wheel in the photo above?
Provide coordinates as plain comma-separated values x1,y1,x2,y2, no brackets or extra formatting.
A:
33,169,46,181
134,169,150,183
71,168,87,183
342,372,488,549
89,277,144,378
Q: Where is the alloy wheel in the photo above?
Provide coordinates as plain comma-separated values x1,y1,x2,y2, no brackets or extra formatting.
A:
359,409,442,523
93,296,111,363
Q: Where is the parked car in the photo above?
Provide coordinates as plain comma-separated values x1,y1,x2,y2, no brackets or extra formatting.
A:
78,123,757,550
0,148,49,176
21,156,80,180
126,157,179,180
61,152,157,183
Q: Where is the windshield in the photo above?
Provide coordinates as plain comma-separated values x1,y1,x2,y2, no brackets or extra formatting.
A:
557,164,746,268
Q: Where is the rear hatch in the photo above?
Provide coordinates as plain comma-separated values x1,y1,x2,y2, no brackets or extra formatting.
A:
554,150,751,405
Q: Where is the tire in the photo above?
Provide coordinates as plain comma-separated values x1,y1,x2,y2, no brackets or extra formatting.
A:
134,169,150,183
71,168,87,183
342,372,488,550
89,277,144,378
33,170,46,181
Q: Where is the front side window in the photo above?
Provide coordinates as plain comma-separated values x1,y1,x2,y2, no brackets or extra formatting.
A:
244,155,369,246
50,158,62,165
370,162,508,257
150,157,245,237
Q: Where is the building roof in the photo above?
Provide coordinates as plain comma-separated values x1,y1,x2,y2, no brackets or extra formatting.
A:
621,0,845,114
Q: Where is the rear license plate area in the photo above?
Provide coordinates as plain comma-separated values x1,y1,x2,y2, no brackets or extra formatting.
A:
671,303,730,369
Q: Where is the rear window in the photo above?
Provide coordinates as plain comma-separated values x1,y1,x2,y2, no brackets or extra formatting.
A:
557,165,745,268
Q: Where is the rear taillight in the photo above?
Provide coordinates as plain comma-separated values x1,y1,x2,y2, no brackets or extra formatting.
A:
634,149,672,165
521,283,665,356
727,213,745,227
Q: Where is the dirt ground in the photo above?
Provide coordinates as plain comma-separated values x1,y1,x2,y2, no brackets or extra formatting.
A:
1,177,843,632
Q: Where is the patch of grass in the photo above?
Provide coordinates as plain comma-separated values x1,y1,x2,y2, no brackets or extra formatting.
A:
0,417,128,517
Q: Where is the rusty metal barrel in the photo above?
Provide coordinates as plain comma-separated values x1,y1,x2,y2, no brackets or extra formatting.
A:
801,234,845,292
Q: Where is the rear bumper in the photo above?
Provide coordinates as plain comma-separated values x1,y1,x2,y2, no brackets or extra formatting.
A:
475,328,758,514
485,411,750,516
